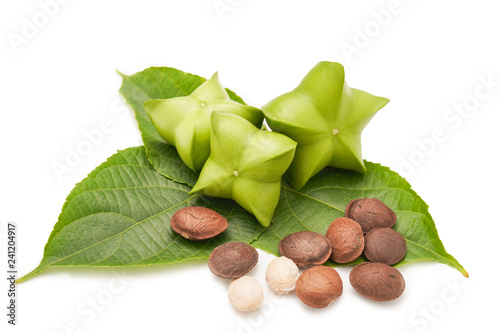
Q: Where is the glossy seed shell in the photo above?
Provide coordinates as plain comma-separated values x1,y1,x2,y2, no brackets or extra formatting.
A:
208,242,259,279
350,262,405,301
296,266,343,308
345,198,397,233
171,206,228,240
326,217,364,263
279,231,332,268
364,228,407,265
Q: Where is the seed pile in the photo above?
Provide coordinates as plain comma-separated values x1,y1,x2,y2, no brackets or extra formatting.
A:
170,198,406,310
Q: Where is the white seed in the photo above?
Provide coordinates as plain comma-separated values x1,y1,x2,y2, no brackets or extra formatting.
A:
228,276,263,311
265,257,299,294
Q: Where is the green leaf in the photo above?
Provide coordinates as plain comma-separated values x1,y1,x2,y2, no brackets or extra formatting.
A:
252,163,468,277
118,67,245,187
118,67,466,277
17,147,264,283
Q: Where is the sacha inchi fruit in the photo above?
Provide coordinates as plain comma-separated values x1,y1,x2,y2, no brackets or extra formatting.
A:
262,61,389,190
144,72,263,173
190,111,296,227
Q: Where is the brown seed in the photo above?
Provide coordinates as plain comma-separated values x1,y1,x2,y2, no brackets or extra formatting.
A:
364,228,407,265
296,266,343,308
345,198,397,233
349,262,405,301
279,231,332,268
326,217,364,263
171,206,228,241
208,242,258,279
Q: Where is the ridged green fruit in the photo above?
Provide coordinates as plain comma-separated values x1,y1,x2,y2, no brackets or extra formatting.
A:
262,61,389,190
144,73,263,173
190,112,297,227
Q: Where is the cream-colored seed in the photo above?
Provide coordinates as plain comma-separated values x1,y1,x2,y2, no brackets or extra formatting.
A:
265,257,299,294
228,276,263,311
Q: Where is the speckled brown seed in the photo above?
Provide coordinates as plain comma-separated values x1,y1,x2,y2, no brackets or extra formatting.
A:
296,266,343,308
345,198,397,233
363,228,407,265
208,242,258,279
326,217,364,263
279,231,332,268
349,262,405,301
171,206,228,241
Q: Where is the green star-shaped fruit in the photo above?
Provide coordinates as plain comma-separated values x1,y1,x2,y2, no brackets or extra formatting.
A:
190,112,297,227
262,61,389,190
144,73,263,173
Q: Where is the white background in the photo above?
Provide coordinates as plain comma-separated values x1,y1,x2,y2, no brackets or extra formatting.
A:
1,0,498,332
